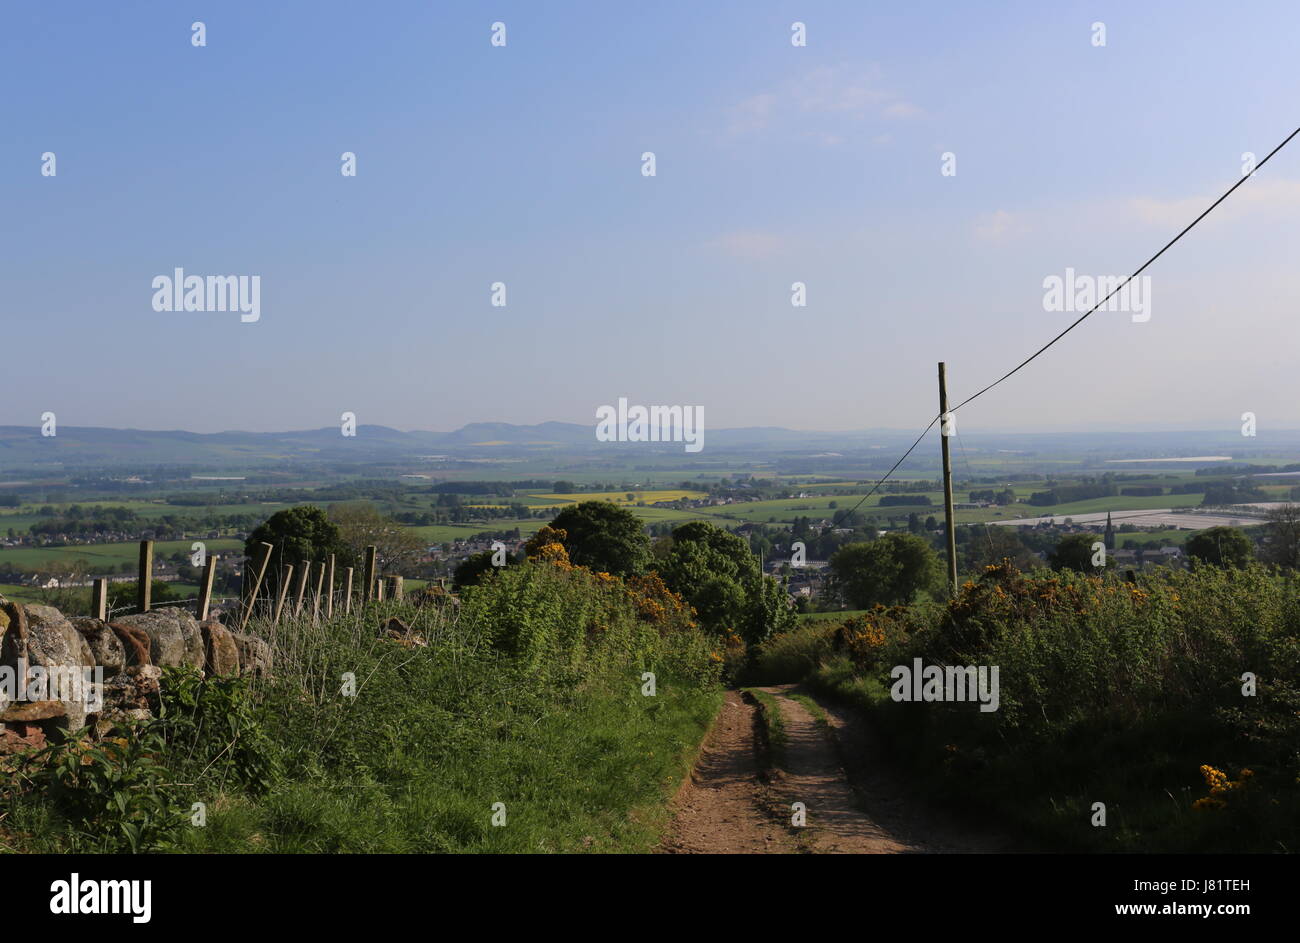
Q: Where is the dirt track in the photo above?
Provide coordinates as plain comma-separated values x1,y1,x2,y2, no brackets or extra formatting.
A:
660,685,1014,854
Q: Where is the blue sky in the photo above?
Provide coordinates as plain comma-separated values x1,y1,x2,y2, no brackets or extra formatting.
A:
3,1,1299,435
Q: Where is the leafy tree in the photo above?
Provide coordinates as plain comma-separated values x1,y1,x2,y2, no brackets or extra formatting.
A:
1261,503,1300,569
328,502,424,573
1048,533,1105,572
547,502,649,576
743,571,797,646
655,521,793,644
245,505,353,601
828,533,942,608
1186,526,1255,568
658,520,760,584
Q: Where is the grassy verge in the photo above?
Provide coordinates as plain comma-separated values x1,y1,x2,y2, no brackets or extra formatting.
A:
788,692,829,731
3,557,723,854
174,678,723,853
742,688,786,769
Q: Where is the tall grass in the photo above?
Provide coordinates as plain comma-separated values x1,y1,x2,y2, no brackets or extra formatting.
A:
5,558,723,853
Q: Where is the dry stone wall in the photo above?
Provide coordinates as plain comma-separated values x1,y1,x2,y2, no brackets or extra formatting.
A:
0,598,271,753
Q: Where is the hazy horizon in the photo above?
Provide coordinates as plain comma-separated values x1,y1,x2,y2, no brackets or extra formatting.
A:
6,418,1300,438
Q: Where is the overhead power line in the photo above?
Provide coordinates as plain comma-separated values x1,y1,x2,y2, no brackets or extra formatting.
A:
822,123,1300,536
952,123,1300,412
824,417,938,530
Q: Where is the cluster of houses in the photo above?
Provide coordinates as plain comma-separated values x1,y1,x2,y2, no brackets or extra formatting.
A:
13,570,187,591
424,536,528,568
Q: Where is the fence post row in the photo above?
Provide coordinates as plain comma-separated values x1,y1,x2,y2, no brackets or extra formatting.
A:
170,541,420,628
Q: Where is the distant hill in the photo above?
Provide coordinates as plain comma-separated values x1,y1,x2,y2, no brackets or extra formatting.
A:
0,422,1295,471
0,422,891,468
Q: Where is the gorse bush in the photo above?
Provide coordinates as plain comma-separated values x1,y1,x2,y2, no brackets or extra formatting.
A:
798,561,1300,851
910,563,1295,754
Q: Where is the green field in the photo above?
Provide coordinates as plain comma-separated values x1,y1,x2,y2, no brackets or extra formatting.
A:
0,580,202,608
408,521,548,544
797,609,869,622
0,539,244,572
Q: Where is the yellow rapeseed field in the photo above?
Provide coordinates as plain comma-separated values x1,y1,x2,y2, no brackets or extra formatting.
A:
533,489,706,507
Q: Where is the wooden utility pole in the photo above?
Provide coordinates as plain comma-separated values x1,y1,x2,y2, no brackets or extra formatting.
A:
137,540,154,612
197,554,218,621
938,362,958,596
238,541,274,632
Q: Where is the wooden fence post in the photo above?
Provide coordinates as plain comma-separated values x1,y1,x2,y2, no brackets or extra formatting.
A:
92,578,108,621
363,546,377,603
293,561,311,617
273,563,294,625
312,563,325,623
343,567,354,614
237,541,274,633
387,575,404,601
197,554,218,622
137,540,154,613
325,554,336,620
374,577,385,602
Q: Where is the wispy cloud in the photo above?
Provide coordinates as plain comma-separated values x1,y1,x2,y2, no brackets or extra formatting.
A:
1128,176,1300,228
969,174,1300,245
722,65,921,141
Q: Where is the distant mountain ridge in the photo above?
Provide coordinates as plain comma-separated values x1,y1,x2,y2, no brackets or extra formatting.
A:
0,421,885,467
0,422,1294,470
